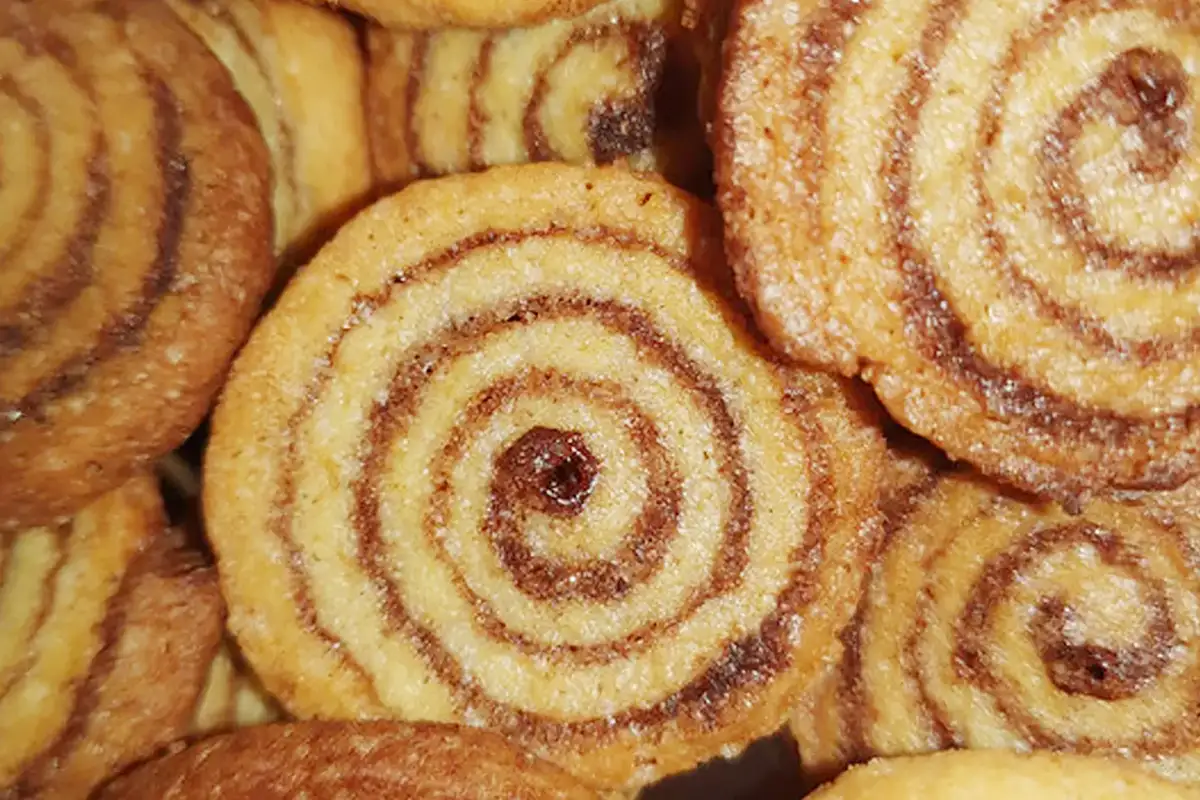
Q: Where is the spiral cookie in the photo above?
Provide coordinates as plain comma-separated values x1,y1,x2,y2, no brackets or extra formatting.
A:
166,0,372,261
191,639,282,734
717,0,1200,499
792,464,1200,783
204,164,885,791
0,476,225,798
807,751,1200,800
309,0,605,31
101,721,601,799
0,0,273,530
366,0,699,187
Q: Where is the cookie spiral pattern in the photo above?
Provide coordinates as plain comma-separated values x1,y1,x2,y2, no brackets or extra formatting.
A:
0,476,225,798
0,0,273,530
101,721,600,799
205,164,885,792
367,0,681,186
167,0,372,261
808,751,1200,800
718,0,1200,498
793,467,1200,783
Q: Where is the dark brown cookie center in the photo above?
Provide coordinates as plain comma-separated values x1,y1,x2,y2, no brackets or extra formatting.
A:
496,426,600,517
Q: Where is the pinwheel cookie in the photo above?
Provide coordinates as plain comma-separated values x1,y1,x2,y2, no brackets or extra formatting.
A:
0,476,224,799
808,751,1200,800
366,0,708,189
166,0,372,261
793,461,1200,783
0,0,273,530
204,164,886,792
717,0,1200,499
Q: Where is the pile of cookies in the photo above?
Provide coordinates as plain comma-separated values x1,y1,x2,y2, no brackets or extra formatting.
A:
1,0,1197,797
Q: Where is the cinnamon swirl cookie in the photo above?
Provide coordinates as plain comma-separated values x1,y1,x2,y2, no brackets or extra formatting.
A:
792,464,1200,783
366,0,706,189
101,721,600,799
166,0,372,261
0,0,273,530
309,0,605,31
717,0,1200,499
204,164,886,792
807,751,1200,800
0,476,224,798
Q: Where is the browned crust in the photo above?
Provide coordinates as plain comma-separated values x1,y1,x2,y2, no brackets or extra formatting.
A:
0,0,273,530
98,721,600,799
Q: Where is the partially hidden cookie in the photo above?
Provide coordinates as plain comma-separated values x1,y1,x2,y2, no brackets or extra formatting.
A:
792,461,1200,783
100,721,600,799
0,0,274,530
0,476,225,799
167,0,373,262
807,751,1200,800
306,0,605,31
366,0,709,191
204,164,886,792
191,639,282,735
717,0,1200,500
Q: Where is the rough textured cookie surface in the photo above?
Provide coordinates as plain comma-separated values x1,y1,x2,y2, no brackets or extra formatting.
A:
717,0,1200,500
0,0,274,530
101,721,601,799
204,163,885,792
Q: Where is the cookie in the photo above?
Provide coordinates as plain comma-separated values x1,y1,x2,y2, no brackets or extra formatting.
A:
0,476,224,798
807,751,1200,800
792,463,1200,783
204,164,886,792
0,0,274,530
100,721,600,799
167,0,372,262
366,0,708,190
191,639,282,734
306,0,605,30
717,0,1200,499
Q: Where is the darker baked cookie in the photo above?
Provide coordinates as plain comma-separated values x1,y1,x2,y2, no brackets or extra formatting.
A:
717,0,1200,500
0,0,274,530
100,721,600,799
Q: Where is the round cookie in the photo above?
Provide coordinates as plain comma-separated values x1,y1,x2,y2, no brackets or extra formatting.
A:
306,0,605,30
0,0,274,530
100,721,600,799
366,0,707,189
204,163,886,792
807,751,1200,800
0,476,225,798
717,0,1200,500
167,0,372,263
792,461,1200,783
